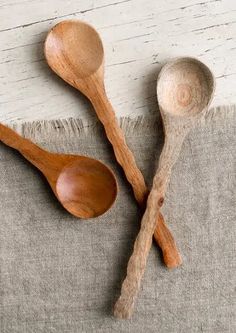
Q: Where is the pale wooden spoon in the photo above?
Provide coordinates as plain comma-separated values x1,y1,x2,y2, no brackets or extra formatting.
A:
114,57,215,319
44,19,181,268
0,123,117,218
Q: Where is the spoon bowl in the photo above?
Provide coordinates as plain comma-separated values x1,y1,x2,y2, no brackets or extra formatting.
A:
157,57,215,117
56,156,117,218
45,20,104,94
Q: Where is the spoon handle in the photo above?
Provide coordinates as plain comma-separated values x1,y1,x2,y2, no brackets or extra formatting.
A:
0,123,52,174
114,133,186,319
91,92,147,205
90,91,181,268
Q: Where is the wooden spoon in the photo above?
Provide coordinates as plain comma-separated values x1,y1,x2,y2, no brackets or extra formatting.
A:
0,123,117,218
114,57,215,318
44,19,181,268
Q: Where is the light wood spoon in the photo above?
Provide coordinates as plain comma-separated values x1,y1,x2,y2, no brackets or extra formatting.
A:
0,123,117,218
44,19,181,268
114,57,215,318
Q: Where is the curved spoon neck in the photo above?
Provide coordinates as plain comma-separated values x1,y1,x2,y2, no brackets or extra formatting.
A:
89,82,106,104
163,133,185,162
19,145,52,175
0,123,52,176
155,132,186,193
89,87,114,123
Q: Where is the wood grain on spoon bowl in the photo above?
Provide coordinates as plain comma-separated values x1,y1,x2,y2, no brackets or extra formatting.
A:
44,20,104,96
157,57,215,117
44,19,182,268
56,157,117,218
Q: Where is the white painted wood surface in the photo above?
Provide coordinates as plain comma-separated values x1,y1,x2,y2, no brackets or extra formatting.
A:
0,0,235,123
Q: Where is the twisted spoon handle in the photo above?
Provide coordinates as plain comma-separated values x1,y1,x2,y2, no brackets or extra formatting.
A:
90,90,147,205
114,133,186,319
90,89,181,268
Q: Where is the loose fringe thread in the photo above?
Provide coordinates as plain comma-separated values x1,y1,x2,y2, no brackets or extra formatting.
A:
9,105,236,141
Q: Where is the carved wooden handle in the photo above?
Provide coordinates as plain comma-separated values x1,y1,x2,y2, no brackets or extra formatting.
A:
155,212,182,268
90,91,181,268
114,174,167,318
0,123,28,149
90,91,147,205
114,134,185,319
0,123,51,174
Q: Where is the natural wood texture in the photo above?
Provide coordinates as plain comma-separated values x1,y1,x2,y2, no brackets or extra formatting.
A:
0,123,117,219
154,213,181,269
114,57,215,319
44,19,181,268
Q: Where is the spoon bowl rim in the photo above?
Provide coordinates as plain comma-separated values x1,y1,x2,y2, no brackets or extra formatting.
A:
44,19,105,80
54,155,118,219
157,56,215,118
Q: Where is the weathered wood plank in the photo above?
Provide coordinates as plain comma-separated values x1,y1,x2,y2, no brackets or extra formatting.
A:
0,0,235,123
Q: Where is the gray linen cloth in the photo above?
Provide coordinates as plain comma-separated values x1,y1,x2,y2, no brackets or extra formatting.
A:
0,106,235,333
